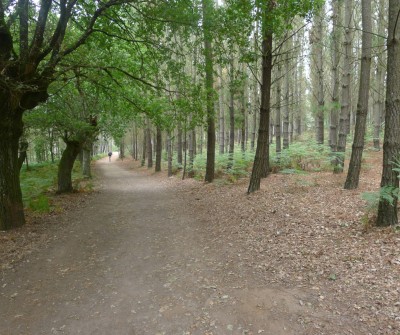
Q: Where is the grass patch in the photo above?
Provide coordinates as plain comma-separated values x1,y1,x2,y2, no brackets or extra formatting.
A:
20,160,92,212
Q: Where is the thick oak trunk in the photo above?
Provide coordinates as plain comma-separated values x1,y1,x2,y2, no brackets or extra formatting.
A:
0,111,25,230
57,140,82,193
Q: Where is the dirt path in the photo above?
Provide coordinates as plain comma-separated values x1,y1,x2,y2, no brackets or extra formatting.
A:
1,157,331,335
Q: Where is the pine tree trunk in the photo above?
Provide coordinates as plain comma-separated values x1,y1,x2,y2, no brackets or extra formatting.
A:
251,20,259,151
248,17,272,193
329,0,342,151
155,126,162,172
57,140,82,193
311,6,325,145
219,66,225,154
282,38,290,149
228,59,235,168
376,0,400,226
203,0,215,183
335,0,354,173
275,61,282,155
167,132,173,177
344,0,372,189
373,0,386,150
146,121,153,168
241,66,247,153
177,121,183,166
141,128,146,167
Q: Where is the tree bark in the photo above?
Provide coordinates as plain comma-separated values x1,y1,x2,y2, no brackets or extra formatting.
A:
141,127,146,167
218,66,225,154
82,145,92,178
177,121,183,166
248,14,273,193
18,140,29,171
146,121,153,168
167,132,173,177
155,126,162,172
344,0,372,189
202,0,215,183
335,0,354,173
311,5,325,145
0,110,25,230
372,0,386,150
228,59,235,168
282,38,291,149
275,60,282,155
57,140,82,193
376,0,400,226
329,0,342,151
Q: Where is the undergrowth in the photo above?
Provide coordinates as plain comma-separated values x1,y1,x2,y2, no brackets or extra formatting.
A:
180,139,334,182
20,160,91,213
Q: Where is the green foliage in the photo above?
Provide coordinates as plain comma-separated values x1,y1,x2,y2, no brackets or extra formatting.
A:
20,162,58,212
20,159,92,212
29,195,50,213
187,139,333,182
270,140,332,172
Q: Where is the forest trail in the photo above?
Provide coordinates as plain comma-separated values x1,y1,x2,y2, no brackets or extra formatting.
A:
0,155,332,335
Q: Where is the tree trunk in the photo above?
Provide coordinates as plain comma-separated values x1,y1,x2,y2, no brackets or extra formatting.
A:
275,61,282,155
311,5,325,145
251,20,259,151
329,0,342,151
372,0,386,150
228,59,235,168
146,121,153,168
344,0,372,189
248,16,273,193
0,111,25,230
167,132,173,177
119,138,125,161
202,0,215,183
177,121,183,166
241,67,247,152
282,38,291,149
82,145,92,178
57,140,82,193
335,0,354,173
141,127,146,167
18,140,29,171
376,0,400,226
219,66,225,154
155,126,162,172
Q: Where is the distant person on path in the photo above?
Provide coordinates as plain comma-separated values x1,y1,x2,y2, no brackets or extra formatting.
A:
108,151,112,162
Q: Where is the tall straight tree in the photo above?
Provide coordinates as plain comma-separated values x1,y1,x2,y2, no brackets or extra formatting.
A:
311,4,325,145
376,0,400,226
344,0,372,189
372,0,386,150
335,0,354,172
247,0,322,193
202,0,216,183
329,0,343,151
248,1,274,193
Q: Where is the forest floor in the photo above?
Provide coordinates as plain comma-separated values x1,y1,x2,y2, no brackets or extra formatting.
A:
0,150,399,335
